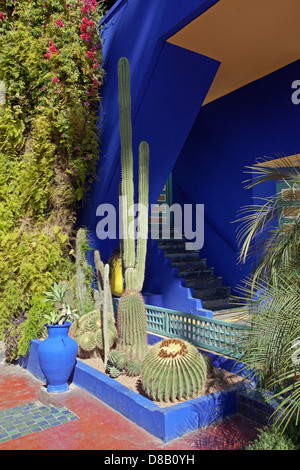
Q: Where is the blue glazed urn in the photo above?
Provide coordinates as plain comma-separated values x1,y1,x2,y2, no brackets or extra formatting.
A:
38,321,78,393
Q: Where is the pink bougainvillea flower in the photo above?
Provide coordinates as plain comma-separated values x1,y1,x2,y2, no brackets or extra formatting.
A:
80,17,96,42
55,19,64,28
81,0,97,15
52,76,59,83
0,12,5,20
85,50,94,59
84,102,89,106
44,41,59,59
48,41,59,54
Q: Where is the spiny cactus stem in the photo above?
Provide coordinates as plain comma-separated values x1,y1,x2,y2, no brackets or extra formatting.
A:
103,263,110,367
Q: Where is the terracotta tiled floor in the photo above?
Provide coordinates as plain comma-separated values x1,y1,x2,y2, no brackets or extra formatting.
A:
0,362,262,450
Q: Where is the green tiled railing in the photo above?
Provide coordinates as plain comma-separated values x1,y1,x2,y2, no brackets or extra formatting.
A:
113,299,248,359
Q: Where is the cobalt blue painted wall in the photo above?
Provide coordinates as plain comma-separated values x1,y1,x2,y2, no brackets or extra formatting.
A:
171,59,300,290
79,0,221,264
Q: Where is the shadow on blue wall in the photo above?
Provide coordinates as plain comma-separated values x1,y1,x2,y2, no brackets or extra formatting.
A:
171,59,300,290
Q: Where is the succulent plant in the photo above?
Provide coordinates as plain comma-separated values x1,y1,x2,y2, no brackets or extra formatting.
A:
140,338,207,402
94,250,115,321
116,289,147,361
107,349,122,365
203,354,214,374
107,350,142,377
107,365,122,379
75,228,93,314
109,57,150,369
118,57,149,293
125,358,142,377
77,330,97,352
75,310,117,357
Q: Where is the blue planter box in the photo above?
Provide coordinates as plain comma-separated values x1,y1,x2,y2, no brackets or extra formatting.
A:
19,335,252,443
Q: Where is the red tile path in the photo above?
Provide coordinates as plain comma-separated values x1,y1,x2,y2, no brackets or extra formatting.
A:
0,362,262,450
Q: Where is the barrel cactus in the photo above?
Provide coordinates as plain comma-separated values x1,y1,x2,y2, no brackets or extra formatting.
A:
140,338,207,402
76,310,117,357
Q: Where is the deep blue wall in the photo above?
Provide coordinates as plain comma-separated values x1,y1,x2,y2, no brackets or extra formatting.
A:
79,0,300,312
79,0,221,263
171,59,300,290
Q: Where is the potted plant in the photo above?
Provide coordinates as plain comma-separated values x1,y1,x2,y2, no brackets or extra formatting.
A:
38,282,79,393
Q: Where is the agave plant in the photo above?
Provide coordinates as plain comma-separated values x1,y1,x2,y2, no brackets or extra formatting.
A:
235,155,300,432
42,281,79,325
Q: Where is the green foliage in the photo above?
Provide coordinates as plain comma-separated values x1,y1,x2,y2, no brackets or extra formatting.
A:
10,294,52,359
235,156,300,433
141,338,207,403
0,0,105,356
246,424,300,450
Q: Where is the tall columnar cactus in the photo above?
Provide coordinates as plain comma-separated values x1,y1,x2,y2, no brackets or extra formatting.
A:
75,228,93,314
102,263,110,367
116,289,147,361
116,57,149,362
94,249,114,322
140,338,207,402
118,56,149,293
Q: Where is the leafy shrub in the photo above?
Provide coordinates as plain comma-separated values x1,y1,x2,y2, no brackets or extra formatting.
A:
246,424,300,450
4,313,26,362
0,0,106,358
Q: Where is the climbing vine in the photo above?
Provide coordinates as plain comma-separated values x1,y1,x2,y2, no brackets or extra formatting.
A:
0,0,106,357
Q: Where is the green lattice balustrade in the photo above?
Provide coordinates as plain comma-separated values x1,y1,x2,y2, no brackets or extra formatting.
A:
113,299,248,359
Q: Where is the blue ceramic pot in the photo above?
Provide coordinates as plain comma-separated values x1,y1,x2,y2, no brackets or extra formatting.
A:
38,321,78,393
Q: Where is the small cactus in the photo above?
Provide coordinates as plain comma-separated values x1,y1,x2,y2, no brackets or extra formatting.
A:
203,354,214,374
107,349,122,366
107,350,128,373
141,338,207,402
125,358,142,377
107,365,122,379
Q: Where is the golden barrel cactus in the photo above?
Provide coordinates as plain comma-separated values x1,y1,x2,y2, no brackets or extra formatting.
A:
141,338,207,402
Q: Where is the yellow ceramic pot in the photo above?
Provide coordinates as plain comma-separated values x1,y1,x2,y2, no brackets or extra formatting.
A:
110,257,123,297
